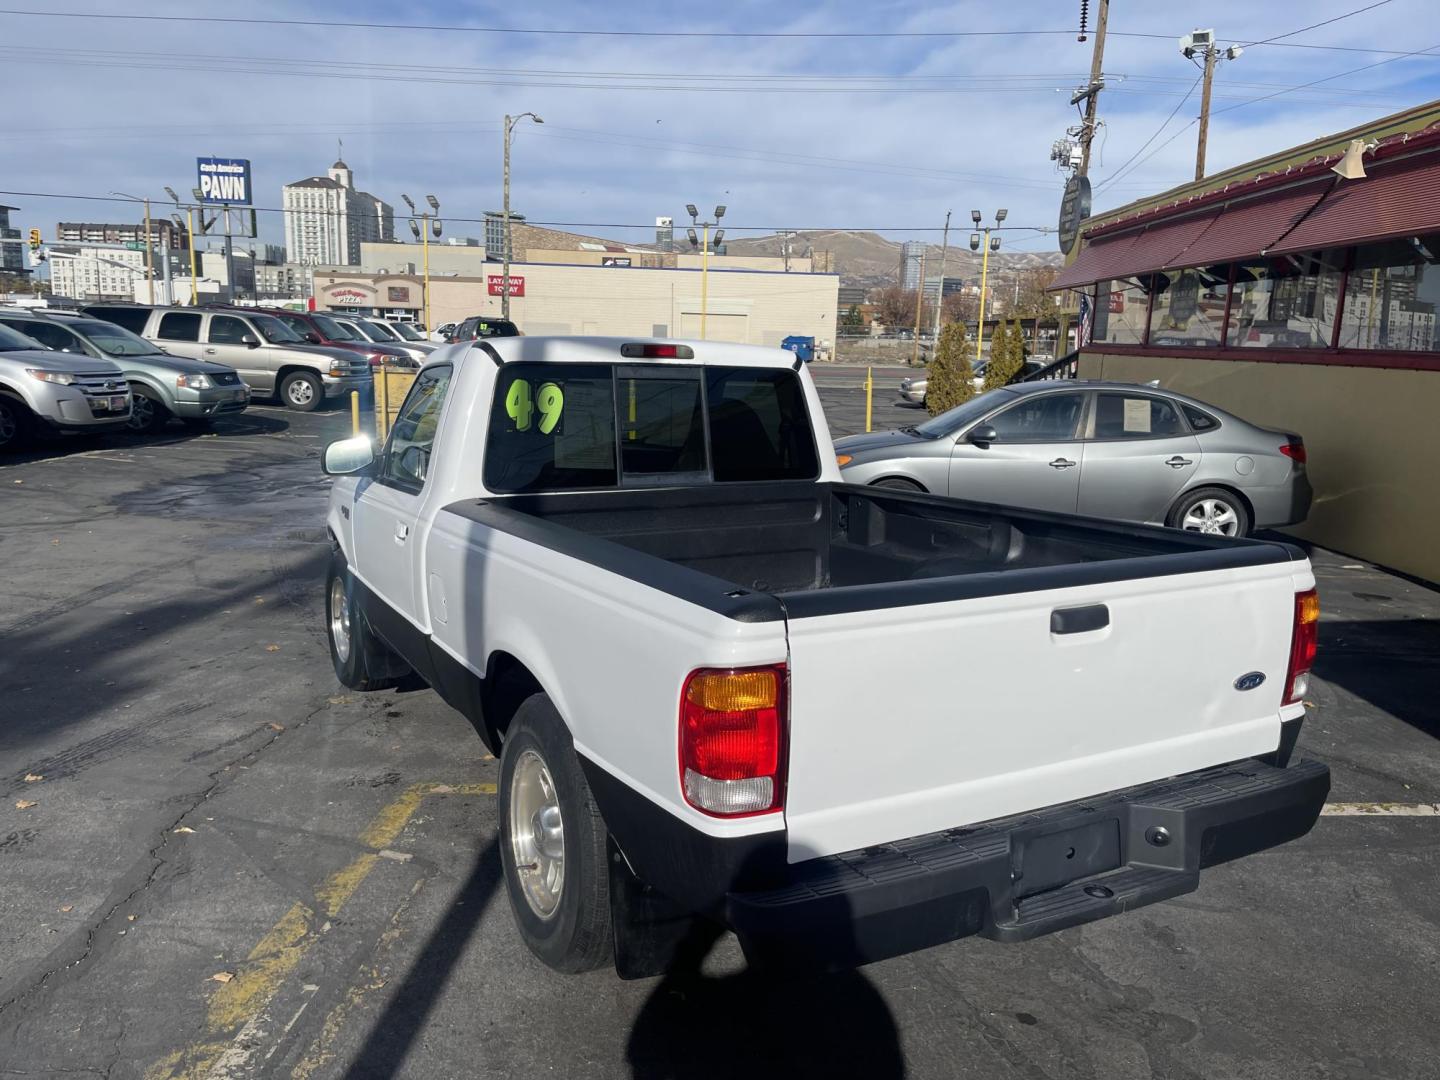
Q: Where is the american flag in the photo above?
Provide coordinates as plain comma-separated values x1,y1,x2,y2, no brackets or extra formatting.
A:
1076,290,1094,347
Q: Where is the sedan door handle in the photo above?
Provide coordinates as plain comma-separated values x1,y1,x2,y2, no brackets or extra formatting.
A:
1166,455,1194,468
1048,458,1077,470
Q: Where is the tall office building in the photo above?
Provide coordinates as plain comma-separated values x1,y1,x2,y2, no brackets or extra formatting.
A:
283,158,394,266
899,241,926,291
0,205,23,274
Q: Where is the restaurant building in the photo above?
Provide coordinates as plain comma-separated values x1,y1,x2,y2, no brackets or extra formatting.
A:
1053,101,1440,581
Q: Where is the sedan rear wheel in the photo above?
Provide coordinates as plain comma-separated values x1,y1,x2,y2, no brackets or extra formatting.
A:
1169,487,1251,538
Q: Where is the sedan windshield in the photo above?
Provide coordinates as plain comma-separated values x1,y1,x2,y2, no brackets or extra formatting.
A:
252,315,304,343
912,388,1015,438
0,323,43,350
79,321,164,357
313,315,359,341
390,322,424,341
360,319,399,341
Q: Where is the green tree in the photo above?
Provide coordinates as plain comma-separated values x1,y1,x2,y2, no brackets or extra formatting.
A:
841,303,863,328
984,318,1028,390
924,321,973,416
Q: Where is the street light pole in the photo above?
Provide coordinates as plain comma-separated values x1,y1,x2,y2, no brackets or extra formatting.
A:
971,209,1006,366
111,191,154,304
502,112,543,321
932,210,951,342
686,203,726,340
403,194,443,332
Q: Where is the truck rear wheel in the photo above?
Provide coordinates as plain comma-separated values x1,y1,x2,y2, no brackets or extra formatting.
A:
500,694,613,973
326,551,407,691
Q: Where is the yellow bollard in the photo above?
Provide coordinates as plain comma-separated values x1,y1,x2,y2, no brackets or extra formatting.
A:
350,390,360,437
864,366,873,433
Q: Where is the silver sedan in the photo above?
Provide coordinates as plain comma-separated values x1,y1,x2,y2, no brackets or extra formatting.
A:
837,380,1312,537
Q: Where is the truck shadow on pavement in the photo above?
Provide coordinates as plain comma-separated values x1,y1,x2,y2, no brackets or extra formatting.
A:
338,841,904,1080
1314,617,1440,737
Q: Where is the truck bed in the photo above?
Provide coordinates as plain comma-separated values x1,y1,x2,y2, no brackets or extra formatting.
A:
450,480,1301,619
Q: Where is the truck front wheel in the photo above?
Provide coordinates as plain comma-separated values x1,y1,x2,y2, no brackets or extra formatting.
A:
326,551,407,691
500,694,614,973
281,371,323,411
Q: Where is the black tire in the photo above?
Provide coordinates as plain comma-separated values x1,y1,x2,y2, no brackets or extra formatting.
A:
499,694,613,974
0,395,29,451
325,550,407,691
873,477,925,493
1167,486,1252,538
125,392,170,435
280,370,323,412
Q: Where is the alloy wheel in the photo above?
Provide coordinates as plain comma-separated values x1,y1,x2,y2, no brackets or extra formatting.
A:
509,748,565,919
1181,498,1240,536
329,576,351,663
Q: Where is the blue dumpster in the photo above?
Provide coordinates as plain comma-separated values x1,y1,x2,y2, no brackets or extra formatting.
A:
781,335,815,362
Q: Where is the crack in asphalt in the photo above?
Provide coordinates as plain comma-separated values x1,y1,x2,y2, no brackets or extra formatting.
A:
0,695,336,1033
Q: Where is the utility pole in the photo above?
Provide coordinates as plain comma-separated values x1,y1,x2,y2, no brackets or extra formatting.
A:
1077,0,1109,176
931,211,950,342
1195,41,1218,180
502,112,544,322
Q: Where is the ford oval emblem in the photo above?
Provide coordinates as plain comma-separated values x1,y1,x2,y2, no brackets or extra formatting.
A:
1233,671,1266,692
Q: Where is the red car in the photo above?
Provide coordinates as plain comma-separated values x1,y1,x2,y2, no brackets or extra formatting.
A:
251,307,417,369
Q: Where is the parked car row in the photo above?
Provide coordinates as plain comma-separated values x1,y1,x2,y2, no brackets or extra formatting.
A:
898,358,1049,406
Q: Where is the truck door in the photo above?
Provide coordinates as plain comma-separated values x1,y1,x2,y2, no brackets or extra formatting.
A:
152,310,207,363
203,314,270,393
352,365,453,651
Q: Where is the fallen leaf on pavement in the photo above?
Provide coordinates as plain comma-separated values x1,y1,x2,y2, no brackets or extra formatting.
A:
378,849,413,863
127,914,137,922
15,800,36,810
24,774,43,783
173,826,196,834
254,597,266,604
60,905,73,913
327,695,353,705
210,971,235,984
266,722,285,732
265,644,281,652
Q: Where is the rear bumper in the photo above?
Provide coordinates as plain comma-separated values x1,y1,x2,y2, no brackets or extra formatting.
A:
725,757,1329,970
1250,473,1313,528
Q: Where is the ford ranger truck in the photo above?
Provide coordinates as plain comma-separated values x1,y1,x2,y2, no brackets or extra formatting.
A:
320,337,1328,978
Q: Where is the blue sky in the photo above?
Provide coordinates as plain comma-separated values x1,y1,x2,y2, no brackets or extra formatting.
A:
4,0,1440,258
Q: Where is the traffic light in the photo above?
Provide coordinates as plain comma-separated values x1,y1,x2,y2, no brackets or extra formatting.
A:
28,228,41,249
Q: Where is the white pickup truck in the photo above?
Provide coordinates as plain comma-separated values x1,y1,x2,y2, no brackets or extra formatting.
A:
321,337,1328,978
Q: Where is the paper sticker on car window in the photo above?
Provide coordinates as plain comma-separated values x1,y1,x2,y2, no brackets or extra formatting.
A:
1123,398,1152,433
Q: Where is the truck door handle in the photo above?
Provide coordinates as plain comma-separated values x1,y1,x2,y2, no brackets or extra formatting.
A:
1166,456,1194,468
204,347,217,355
1051,604,1109,634
1048,458,1077,470
394,522,409,543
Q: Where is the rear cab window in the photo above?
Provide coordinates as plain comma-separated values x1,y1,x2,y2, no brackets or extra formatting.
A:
483,363,819,493
90,307,151,334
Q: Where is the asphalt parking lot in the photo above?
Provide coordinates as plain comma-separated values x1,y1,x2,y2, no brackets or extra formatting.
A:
1,378,1437,1079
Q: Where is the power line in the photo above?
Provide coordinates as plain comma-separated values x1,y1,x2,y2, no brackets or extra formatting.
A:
0,189,1056,234
1238,0,1398,49
0,7,1430,57
1094,73,1204,192
1213,39,1440,115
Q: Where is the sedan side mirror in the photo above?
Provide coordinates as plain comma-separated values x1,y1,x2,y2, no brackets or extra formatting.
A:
241,333,260,348
968,425,998,446
304,331,323,344
322,435,376,476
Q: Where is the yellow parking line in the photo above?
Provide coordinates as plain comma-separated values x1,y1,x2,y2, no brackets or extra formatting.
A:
1322,801,1439,816
143,782,495,1080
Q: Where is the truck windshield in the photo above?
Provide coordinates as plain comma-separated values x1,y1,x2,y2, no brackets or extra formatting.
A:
484,363,820,493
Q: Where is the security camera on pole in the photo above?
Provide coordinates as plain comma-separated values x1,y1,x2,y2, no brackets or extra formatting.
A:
1180,29,1243,181
970,209,1006,366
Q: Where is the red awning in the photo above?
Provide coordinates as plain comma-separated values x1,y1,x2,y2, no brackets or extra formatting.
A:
1051,211,1216,289
1175,179,1331,266
1269,153,1440,254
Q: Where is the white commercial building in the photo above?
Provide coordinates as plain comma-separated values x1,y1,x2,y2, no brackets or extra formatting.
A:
282,159,394,267
47,245,148,301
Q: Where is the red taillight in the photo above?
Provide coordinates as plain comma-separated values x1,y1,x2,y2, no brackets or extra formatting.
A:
621,342,696,360
679,664,787,817
1279,439,1307,464
1284,589,1319,704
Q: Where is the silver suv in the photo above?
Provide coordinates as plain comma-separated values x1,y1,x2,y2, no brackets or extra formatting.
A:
0,309,249,434
83,305,371,411
0,321,131,450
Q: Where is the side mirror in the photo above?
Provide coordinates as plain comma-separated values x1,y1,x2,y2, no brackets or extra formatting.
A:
322,435,376,476
304,331,323,344
968,425,998,446
241,333,260,348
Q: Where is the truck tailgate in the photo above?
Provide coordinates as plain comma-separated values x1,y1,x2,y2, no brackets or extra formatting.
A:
782,560,1306,861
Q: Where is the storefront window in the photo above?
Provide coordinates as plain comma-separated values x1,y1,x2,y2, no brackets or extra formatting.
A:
1147,267,1227,347
1090,279,1150,346
1225,252,1343,348
1337,236,1440,352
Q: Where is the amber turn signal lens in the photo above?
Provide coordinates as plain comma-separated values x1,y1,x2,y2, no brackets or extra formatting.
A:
835,454,853,467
